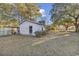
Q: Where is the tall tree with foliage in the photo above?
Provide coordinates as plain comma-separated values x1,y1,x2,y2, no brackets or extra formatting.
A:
57,18,74,31
0,3,41,22
0,3,41,28
0,4,13,20
16,3,41,20
50,3,79,32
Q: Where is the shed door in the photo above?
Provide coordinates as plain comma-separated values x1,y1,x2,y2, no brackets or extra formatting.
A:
29,26,32,34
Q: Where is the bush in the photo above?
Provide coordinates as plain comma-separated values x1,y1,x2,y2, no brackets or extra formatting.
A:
41,31,47,35
35,31,41,37
35,31,47,37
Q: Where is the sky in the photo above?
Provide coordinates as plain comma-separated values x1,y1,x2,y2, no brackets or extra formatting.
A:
38,3,53,25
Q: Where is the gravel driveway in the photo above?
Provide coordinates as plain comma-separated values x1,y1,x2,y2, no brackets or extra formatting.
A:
0,32,79,56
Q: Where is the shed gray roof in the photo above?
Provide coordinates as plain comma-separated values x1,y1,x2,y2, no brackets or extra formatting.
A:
20,20,43,25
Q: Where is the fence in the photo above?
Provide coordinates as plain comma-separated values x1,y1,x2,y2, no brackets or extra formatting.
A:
0,28,12,36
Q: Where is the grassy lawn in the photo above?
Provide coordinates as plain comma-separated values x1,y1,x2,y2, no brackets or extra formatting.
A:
0,32,79,56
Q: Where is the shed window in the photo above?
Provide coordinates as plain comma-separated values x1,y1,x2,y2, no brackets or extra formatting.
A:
29,26,32,34
42,27,43,31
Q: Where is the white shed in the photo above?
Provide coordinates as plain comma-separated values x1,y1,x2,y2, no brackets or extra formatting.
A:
19,20,45,36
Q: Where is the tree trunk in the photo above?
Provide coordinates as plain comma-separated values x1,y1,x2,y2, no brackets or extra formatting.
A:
75,24,78,32
64,24,68,31
65,25,68,31
74,18,78,32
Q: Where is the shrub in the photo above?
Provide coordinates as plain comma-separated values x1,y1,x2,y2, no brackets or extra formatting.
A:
41,31,47,35
35,31,47,37
35,31,41,37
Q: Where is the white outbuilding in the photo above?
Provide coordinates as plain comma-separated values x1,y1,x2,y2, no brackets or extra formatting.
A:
19,20,45,36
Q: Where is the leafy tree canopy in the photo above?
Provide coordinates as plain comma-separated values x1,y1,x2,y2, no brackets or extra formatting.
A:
0,3,41,21
50,3,79,32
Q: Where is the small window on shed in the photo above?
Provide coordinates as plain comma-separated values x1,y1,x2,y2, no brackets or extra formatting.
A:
29,26,32,34
42,27,43,31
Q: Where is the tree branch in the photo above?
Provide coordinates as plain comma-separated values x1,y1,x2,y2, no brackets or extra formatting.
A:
68,13,75,19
